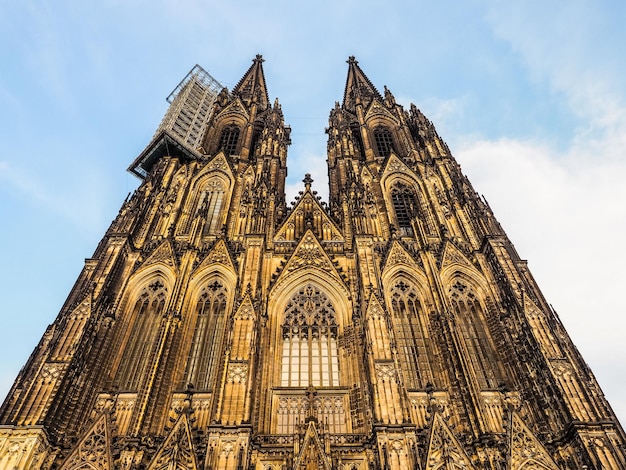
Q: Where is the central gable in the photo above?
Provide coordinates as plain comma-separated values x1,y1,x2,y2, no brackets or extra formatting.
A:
275,191,344,243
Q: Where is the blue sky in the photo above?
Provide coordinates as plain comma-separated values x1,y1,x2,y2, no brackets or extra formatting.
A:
1,0,625,424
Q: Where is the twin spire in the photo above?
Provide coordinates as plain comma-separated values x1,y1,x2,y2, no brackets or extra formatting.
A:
233,54,384,113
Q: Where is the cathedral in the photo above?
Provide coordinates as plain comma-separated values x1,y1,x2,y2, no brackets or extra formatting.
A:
1,56,625,469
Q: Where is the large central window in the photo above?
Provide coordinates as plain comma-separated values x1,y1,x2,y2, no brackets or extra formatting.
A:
373,126,395,157
117,281,167,391
390,280,435,390
390,181,417,236
281,285,339,387
218,124,240,155
184,281,227,390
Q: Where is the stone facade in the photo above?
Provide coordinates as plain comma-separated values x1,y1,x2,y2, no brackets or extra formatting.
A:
1,56,625,469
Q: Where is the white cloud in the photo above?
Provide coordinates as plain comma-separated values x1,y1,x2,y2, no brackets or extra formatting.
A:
457,132,626,423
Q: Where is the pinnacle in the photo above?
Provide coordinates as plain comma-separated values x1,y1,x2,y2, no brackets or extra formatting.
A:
342,56,382,111
302,173,313,191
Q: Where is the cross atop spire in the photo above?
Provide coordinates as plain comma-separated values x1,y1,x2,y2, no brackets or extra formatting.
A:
342,56,382,112
233,54,270,110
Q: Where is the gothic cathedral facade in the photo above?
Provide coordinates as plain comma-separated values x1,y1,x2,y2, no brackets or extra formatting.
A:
1,56,625,469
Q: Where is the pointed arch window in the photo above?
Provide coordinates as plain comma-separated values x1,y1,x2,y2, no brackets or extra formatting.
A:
198,178,226,236
281,285,339,387
184,280,228,390
390,280,435,389
449,281,501,389
390,181,417,236
219,124,240,156
117,280,167,391
373,126,395,157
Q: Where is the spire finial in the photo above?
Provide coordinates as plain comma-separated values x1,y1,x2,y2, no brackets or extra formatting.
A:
254,54,264,63
347,56,358,65
303,173,313,191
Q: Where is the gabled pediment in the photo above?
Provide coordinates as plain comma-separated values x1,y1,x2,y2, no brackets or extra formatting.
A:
439,241,474,271
364,97,398,124
194,239,236,273
293,421,332,470
198,152,235,179
382,240,422,273
141,239,177,269
214,96,250,122
147,414,198,470
365,293,387,321
381,153,417,181
278,230,344,283
59,413,113,470
509,412,559,470
233,294,256,321
275,191,344,243
425,413,475,469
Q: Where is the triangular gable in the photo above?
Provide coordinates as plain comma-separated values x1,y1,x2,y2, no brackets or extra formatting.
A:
213,97,250,122
509,412,559,470
200,151,234,177
147,414,198,470
365,293,387,321
364,98,399,124
439,241,474,271
142,240,177,269
59,413,113,470
293,421,332,470
195,239,236,272
234,294,255,321
425,413,475,469
274,191,344,243
381,153,417,182
280,230,343,282
382,240,419,273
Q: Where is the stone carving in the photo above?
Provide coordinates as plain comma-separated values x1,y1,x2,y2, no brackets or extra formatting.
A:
425,414,472,469
375,362,397,381
59,414,112,470
385,241,412,267
226,362,248,384
41,363,64,382
234,296,255,321
386,156,409,175
147,415,197,470
509,413,559,469
287,233,334,272
440,243,470,269
143,240,176,267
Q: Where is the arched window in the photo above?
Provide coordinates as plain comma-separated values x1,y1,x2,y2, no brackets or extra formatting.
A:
390,280,435,389
449,281,500,389
373,126,395,157
117,280,167,391
218,125,240,155
184,280,228,390
390,181,417,236
281,285,339,387
198,178,226,236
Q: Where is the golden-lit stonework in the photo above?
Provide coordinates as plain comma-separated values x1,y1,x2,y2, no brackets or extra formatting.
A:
1,56,625,469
